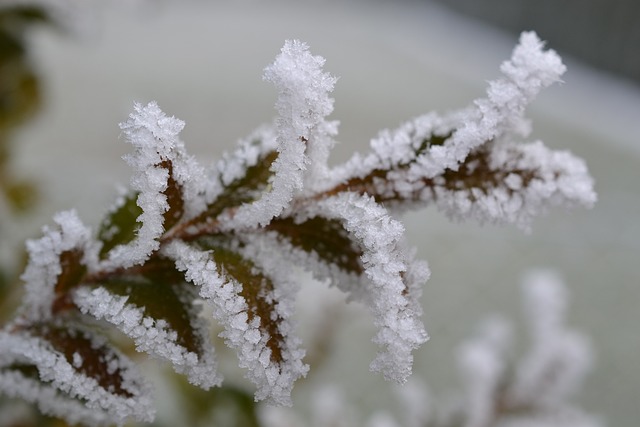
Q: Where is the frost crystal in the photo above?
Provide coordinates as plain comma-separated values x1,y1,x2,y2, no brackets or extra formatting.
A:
332,32,593,230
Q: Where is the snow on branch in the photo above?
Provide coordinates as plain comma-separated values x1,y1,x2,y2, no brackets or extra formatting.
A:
450,270,598,427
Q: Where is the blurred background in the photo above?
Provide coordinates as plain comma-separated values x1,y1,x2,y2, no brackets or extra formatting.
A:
0,0,638,426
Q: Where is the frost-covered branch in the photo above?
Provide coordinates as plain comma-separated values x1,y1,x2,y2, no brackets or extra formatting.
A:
0,32,596,426
260,271,602,427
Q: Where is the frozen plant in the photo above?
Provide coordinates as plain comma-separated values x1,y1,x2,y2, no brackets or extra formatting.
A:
260,271,602,427
438,270,600,427
0,33,595,426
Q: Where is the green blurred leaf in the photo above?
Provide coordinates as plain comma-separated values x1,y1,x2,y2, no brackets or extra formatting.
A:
268,216,364,275
97,192,142,259
3,178,38,212
175,376,260,427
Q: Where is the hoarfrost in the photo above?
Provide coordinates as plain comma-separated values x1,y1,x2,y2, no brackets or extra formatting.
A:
223,40,338,229
0,327,154,426
299,192,429,383
104,101,205,269
163,240,308,405
73,286,221,388
21,210,97,321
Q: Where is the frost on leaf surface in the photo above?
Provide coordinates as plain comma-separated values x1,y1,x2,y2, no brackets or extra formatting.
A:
164,240,308,406
21,210,97,322
104,101,205,269
331,32,594,230
295,192,429,383
73,262,220,389
0,322,154,426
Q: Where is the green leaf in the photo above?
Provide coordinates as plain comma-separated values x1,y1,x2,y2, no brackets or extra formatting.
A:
175,377,260,427
205,150,278,219
267,216,364,275
97,192,142,259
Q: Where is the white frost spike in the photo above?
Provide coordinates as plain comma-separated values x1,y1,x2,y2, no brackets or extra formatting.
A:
105,101,206,269
0,328,154,426
305,193,429,383
163,240,308,405
265,39,338,194
414,30,567,176
224,40,338,229
21,210,97,322
73,286,221,389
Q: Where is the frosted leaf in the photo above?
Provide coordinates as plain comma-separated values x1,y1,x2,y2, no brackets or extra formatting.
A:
240,228,363,295
201,125,279,220
264,39,338,194
223,40,338,229
212,125,278,199
429,141,596,230
0,324,154,426
0,369,114,426
332,32,579,229
298,192,429,383
73,285,221,389
163,240,308,405
413,31,566,176
21,210,98,322
104,101,206,269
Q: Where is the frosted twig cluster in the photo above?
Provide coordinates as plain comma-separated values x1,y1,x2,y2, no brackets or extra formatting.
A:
260,271,601,427
0,33,595,426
